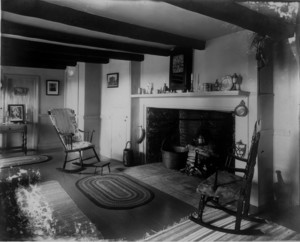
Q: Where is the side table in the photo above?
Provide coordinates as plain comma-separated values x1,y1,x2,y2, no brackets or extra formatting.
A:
0,123,27,155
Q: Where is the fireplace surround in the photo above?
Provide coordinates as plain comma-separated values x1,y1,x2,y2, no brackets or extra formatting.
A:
131,91,251,165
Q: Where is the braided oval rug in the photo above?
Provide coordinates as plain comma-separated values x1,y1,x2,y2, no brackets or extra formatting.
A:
0,155,50,169
76,173,154,209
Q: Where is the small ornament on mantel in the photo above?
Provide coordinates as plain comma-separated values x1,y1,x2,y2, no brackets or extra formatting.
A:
162,83,168,93
214,79,220,91
231,73,243,91
237,74,243,91
190,73,194,92
232,73,238,90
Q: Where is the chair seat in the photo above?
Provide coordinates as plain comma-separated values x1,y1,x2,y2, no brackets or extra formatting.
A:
197,171,244,204
66,141,94,150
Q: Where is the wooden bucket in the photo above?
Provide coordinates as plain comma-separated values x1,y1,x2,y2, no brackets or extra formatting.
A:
161,139,188,170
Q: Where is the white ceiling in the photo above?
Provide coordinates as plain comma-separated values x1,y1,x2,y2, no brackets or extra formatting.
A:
42,0,242,41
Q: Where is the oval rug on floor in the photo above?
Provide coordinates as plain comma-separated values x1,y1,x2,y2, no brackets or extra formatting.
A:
76,174,154,209
0,155,51,169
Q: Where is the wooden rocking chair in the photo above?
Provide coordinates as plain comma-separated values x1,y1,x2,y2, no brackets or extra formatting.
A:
190,121,265,235
48,108,110,172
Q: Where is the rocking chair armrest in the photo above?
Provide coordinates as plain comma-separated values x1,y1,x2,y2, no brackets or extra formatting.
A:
78,129,95,142
225,167,246,173
59,132,74,137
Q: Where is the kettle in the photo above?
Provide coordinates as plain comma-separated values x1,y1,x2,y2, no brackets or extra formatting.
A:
123,141,134,167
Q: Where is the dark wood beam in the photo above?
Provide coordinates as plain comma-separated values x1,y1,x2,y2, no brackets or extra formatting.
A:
3,55,77,67
160,0,295,40
2,57,68,69
2,37,144,62
2,48,77,66
2,44,110,64
1,0,206,50
2,20,171,56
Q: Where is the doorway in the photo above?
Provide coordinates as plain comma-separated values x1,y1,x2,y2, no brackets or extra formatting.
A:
1,74,39,151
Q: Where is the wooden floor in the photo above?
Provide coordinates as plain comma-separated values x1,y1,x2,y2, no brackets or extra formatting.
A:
1,149,300,240
1,150,196,240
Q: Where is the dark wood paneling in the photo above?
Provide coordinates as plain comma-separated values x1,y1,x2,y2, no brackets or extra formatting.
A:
2,20,171,56
2,0,206,50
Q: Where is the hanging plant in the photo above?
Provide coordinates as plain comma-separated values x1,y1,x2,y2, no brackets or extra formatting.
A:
250,33,270,70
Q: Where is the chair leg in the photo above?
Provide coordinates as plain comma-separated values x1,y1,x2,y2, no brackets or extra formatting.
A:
108,164,111,173
63,153,68,169
235,199,244,231
92,147,101,163
79,151,83,167
197,194,206,221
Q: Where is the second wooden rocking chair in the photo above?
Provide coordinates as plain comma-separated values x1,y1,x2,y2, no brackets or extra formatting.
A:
190,121,265,235
48,108,110,173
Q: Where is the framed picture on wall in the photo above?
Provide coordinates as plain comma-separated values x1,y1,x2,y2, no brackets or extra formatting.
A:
107,73,119,88
8,104,25,123
46,80,60,95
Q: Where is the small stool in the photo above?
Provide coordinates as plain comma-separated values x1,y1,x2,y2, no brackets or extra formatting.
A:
94,161,111,175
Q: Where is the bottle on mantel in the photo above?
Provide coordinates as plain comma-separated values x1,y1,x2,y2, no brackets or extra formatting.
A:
162,83,167,93
214,79,220,91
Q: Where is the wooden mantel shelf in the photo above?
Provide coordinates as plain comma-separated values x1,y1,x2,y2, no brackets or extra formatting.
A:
131,90,250,98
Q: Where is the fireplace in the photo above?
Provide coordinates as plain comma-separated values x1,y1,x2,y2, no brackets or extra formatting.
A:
131,91,270,208
146,107,235,168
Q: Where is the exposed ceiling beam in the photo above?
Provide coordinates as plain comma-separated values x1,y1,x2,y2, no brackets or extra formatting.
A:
160,0,295,40
1,0,206,50
2,57,69,69
2,46,110,66
2,55,77,67
2,20,171,56
2,37,145,62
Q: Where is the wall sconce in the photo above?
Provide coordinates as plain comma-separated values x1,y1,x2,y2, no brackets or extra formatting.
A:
67,67,75,77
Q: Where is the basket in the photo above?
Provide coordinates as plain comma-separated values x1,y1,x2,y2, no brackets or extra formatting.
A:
161,139,188,170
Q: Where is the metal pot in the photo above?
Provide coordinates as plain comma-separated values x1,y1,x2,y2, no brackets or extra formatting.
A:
123,141,134,167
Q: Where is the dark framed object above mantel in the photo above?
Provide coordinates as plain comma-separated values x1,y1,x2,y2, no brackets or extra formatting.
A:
169,48,193,91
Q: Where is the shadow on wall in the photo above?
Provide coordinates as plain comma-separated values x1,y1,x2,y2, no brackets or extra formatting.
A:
273,170,293,210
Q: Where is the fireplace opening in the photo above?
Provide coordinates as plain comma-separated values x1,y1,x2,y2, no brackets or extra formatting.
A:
146,107,235,172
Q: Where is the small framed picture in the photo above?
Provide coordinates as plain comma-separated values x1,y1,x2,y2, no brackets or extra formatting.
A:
8,104,25,123
107,73,119,88
46,80,60,95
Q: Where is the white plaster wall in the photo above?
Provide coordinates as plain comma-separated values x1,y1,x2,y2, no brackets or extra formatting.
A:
273,40,300,205
140,55,169,93
84,63,102,151
193,30,257,93
100,60,131,161
65,66,79,114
